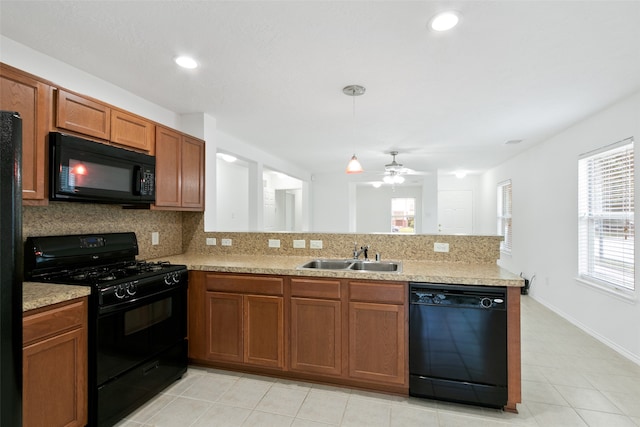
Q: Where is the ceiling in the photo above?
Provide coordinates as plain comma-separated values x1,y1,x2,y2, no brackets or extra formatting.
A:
2,1,640,178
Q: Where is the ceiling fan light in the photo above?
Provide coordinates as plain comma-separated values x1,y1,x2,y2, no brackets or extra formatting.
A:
346,154,363,174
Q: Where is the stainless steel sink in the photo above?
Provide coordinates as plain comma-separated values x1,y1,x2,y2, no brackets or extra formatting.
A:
298,259,354,270
350,260,401,272
297,259,402,273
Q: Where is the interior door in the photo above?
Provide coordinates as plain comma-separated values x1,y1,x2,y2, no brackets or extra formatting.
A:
437,190,473,234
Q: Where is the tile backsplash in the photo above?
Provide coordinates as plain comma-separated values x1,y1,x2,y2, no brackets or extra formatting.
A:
23,206,503,264
23,203,183,259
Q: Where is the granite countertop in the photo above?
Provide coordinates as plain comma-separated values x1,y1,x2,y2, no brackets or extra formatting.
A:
152,253,524,287
23,254,522,312
23,282,91,312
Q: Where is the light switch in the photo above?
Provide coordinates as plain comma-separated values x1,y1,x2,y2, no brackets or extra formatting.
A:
151,232,159,245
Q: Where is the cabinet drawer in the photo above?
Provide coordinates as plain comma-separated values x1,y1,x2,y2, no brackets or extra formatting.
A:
23,299,87,346
349,281,406,304
205,273,283,295
290,278,342,299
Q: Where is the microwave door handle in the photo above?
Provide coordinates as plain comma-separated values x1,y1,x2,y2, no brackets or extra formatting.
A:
133,165,142,195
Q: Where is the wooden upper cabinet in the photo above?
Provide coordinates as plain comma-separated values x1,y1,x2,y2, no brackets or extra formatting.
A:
181,135,205,209
56,89,110,140
0,64,51,204
154,126,182,207
154,126,205,211
110,108,155,153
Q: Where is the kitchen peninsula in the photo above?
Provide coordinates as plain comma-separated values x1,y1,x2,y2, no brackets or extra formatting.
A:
155,250,523,413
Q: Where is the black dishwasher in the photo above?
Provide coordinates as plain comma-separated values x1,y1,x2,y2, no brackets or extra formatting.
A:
409,282,507,408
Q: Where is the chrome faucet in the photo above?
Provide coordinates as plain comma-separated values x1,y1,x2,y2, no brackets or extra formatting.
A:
352,243,369,260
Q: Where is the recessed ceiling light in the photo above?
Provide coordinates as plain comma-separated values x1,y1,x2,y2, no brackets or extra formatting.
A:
174,56,198,69
454,170,467,179
430,11,460,32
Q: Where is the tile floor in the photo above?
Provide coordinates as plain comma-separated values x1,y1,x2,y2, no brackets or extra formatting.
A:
115,296,640,426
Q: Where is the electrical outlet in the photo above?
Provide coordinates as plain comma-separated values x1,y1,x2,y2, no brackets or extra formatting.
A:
221,238,232,246
206,237,217,246
268,239,281,248
310,240,323,249
151,232,159,245
293,239,305,249
434,242,450,253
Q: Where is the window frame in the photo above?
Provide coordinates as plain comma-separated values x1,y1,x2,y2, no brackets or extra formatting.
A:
578,137,635,292
390,197,415,234
497,180,512,254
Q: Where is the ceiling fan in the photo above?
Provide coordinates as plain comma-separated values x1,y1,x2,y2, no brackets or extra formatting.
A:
379,151,422,184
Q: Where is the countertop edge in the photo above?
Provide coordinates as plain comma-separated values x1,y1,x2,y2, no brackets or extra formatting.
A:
23,282,92,312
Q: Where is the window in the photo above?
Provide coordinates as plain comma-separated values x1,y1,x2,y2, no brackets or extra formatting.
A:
578,138,634,291
497,180,512,254
391,198,415,233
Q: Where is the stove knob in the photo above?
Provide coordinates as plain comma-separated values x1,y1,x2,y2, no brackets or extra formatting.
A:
164,274,173,285
172,272,181,284
126,283,137,296
115,284,126,299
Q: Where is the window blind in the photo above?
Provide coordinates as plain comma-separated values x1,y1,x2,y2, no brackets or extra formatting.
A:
497,180,512,253
578,138,634,290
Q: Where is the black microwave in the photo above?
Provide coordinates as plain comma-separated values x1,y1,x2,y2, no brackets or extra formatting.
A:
49,132,155,204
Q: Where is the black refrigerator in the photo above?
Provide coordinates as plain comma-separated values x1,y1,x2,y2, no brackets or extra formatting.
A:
0,111,23,426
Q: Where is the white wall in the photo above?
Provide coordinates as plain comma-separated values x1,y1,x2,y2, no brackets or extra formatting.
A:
1,36,180,129
479,90,640,364
216,159,249,231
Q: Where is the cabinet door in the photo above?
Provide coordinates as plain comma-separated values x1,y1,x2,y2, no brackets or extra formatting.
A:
56,89,110,140
23,328,87,427
23,299,88,427
154,126,182,207
244,295,284,369
348,302,405,385
111,109,154,153
0,64,50,203
180,136,205,210
205,292,243,363
291,297,341,376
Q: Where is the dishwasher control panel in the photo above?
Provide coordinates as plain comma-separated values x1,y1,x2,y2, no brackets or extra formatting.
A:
409,283,506,309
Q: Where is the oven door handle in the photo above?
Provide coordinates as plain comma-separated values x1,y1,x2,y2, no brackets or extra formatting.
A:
97,286,183,316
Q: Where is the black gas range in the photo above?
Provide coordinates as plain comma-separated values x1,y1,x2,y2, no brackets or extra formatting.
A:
24,232,188,427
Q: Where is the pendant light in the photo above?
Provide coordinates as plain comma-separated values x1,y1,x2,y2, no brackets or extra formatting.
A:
343,85,366,174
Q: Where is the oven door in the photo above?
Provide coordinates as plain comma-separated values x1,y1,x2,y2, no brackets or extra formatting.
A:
96,285,186,385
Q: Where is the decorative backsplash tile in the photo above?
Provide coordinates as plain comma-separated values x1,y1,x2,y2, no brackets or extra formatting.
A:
182,212,503,264
23,207,502,264
23,203,183,260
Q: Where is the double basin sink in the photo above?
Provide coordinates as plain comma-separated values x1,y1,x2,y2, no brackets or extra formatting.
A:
297,258,402,273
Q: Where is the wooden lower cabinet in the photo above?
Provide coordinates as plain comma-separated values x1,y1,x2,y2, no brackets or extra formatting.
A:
348,301,405,385
200,273,285,369
23,297,88,427
290,278,343,376
189,272,408,393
